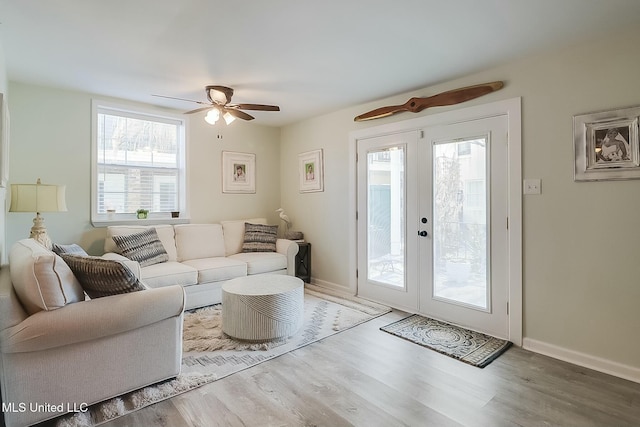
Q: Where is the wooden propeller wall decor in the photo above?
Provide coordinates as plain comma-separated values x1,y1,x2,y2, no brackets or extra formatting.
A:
354,81,504,122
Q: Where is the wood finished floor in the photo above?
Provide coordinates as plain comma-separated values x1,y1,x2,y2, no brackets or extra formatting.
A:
96,310,640,426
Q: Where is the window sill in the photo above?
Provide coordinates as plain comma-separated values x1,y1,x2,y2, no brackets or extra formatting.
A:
92,216,191,228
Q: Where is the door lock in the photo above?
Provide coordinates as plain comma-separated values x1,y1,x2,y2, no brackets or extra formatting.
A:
418,230,428,237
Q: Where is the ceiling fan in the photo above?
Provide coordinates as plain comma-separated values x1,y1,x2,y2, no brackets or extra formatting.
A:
153,85,280,124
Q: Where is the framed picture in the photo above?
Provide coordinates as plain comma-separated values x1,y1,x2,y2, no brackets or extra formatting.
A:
0,93,9,188
222,151,255,193
574,106,640,181
299,149,324,192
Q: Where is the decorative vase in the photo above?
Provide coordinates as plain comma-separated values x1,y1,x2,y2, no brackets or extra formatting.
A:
137,212,147,219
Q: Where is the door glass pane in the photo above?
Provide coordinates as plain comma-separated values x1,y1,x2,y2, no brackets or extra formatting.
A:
367,147,405,288
433,137,488,309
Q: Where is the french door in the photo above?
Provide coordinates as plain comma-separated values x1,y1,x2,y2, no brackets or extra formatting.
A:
357,116,509,338
356,131,420,311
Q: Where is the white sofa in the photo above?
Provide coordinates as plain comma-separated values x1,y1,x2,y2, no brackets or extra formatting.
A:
103,218,300,310
0,239,185,427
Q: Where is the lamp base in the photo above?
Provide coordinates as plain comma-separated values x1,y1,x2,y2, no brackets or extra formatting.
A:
30,212,52,250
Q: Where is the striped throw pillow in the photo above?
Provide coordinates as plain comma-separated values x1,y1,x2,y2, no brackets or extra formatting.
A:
112,228,169,267
242,223,278,252
61,254,146,299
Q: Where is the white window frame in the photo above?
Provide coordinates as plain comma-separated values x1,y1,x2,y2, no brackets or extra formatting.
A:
91,100,188,226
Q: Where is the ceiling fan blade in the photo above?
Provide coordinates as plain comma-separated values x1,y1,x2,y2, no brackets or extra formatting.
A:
354,81,504,122
234,103,280,112
225,108,255,121
152,94,208,105
184,106,215,115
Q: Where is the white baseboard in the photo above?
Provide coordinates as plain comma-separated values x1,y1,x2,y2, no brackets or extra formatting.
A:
523,338,640,384
307,279,640,384
309,277,355,295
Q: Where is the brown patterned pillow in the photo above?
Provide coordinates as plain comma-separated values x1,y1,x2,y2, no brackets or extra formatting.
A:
112,228,169,267
61,254,146,299
242,223,278,252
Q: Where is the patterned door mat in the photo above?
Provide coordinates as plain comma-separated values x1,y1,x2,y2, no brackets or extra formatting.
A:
380,314,511,368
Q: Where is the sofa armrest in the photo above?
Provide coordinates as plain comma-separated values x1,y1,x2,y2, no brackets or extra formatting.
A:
276,239,299,276
0,285,185,354
101,252,142,279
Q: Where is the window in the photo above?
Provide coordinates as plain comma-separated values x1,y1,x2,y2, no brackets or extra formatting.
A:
92,101,186,223
457,141,471,156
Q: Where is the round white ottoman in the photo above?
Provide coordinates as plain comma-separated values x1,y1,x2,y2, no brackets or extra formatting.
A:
222,275,304,341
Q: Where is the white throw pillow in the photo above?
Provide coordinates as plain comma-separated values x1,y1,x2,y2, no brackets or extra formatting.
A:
9,239,85,314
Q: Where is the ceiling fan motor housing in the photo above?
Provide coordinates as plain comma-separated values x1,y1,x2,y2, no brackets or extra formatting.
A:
206,85,234,105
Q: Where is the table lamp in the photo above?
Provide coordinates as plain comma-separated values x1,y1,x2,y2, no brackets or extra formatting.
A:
9,178,67,249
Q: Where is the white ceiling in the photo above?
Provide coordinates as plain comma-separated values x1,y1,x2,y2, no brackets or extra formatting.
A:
2,0,640,127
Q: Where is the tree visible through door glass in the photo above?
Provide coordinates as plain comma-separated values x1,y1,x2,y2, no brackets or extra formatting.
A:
433,137,488,309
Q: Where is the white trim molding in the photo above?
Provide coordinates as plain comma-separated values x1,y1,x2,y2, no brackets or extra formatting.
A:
310,277,353,295
524,338,640,384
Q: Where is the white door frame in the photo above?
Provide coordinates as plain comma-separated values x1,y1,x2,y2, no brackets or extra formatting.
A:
348,97,522,345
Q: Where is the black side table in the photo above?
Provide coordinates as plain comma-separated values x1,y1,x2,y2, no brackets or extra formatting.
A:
295,242,311,283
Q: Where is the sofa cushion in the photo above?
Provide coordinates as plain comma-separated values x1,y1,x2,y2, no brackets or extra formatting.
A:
182,257,248,283
140,261,199,289
242,223,278,252
221,218,267,256
112,228,169,267
52,243,88,256
105,225,178,262
228,252,287,275
174,224,226,261
9,239,85,315
61,254,146,299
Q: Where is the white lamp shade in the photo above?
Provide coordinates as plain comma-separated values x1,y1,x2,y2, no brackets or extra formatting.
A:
9,183,67,213
223,111,236,125
204,109,220,125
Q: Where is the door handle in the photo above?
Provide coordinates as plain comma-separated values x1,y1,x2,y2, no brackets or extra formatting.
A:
418,230,428,237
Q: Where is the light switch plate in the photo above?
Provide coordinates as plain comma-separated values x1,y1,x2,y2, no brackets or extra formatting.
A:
523,179,541,195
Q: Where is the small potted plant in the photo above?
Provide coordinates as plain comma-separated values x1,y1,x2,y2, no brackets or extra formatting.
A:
136,209,149,219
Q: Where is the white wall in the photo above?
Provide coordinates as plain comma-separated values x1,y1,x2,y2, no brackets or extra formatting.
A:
280,27,640,374
6,82,281,255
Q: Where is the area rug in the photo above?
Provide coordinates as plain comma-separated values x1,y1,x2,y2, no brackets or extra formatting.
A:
380,314,511,368
55,286,390,427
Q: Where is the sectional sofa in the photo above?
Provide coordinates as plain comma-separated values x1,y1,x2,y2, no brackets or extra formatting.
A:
0,218,298,426
0,238,185,427
103,218,300,310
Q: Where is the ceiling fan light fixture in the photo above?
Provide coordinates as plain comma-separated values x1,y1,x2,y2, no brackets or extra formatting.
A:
208,87,228,104
223,111,236,125
204,108,220,125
